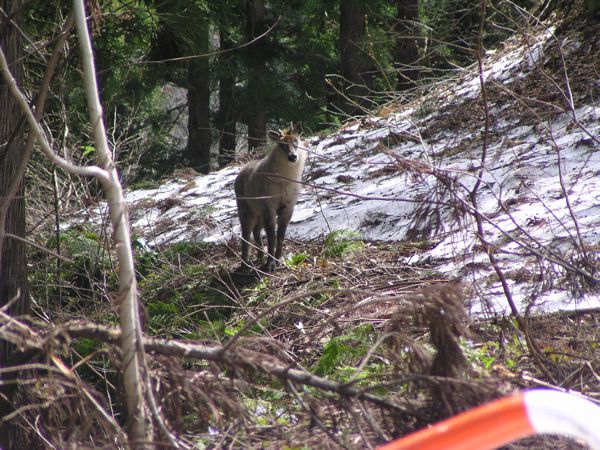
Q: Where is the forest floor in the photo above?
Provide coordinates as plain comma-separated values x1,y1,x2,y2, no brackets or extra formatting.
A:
128,237,597,449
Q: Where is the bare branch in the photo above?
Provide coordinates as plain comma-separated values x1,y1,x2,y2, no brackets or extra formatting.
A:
0,47,109,182
0,14,75,264
141,16,282,65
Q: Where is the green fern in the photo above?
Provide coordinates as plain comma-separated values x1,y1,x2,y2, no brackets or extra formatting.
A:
313,324,374,376
286,251,310,268
323,229,364,259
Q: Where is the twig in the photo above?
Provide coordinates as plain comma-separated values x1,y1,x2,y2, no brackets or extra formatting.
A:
222,288,379,354
344,332,392,386
287,380,351,450
470,0,556,383
141,16,282,65
382,147,600,285
508,2,599,145
0,13,74,268
357,400,391,443
547,124,587,254
520,373,600,406
50,355,128,443
50,321,409,414
4,233,74,263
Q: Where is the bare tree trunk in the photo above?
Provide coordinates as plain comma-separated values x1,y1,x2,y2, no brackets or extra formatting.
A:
217,29,237,168
72,1,149,446
187,21,212,174
245,0,267,152
0,1,29,446
339,0,370,115
394,0,420,91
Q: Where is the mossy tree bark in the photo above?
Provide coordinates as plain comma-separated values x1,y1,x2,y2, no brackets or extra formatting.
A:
339,0,371,115
0,0,29,446
394,0,421,91
217,28,237,168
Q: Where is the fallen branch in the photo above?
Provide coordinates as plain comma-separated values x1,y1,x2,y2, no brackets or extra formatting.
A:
50,321,408,413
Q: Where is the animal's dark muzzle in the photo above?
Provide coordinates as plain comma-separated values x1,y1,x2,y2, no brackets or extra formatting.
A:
288,154,298,162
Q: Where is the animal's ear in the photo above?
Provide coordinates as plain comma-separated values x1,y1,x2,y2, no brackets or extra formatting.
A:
267,129,282,142
291,122,303,135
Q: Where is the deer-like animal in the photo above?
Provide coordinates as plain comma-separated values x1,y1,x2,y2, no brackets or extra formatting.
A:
234,122,307,272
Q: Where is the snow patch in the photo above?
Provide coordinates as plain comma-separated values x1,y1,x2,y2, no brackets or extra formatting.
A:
76,24,600,318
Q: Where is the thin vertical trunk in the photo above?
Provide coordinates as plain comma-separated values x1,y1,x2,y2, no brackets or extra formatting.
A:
187,23,212,173
217,30,236,167
245,0,267,152
394,0,420,91
73,1,149,446
339,0,369,114
0,0,29,447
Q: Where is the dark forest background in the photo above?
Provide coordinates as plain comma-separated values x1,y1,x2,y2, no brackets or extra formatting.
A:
23,0,538,179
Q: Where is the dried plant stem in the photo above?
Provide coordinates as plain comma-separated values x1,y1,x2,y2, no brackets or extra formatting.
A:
471,0,521,321
470,0,556,383
222,287,375,353
287,380,351,449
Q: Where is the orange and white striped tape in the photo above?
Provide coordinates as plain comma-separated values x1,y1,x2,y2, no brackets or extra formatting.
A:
378,389,600,450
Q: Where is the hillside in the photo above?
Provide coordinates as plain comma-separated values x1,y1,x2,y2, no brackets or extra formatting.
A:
43,5,600,449
111,14,600,318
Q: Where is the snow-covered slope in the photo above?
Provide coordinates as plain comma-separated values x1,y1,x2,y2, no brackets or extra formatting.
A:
86,24,600,317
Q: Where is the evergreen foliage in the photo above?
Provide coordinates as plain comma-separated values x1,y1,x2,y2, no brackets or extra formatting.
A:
21,1,535,182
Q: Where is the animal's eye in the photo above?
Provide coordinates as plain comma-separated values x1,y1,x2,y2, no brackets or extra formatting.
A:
281,143,289,153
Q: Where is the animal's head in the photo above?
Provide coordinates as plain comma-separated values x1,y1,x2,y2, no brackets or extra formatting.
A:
268,122,303,163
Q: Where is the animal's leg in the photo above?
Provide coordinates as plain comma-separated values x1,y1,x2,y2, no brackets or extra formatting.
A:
261,211,278,272
275,207,294,260
240,224,252,268
253,224,264,264
238,211,256,270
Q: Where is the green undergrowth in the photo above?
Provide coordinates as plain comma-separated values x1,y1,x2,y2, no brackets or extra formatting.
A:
29,226,116,314
133,231,373,346
322,229,364,258
464,320,527,372
136,242,234,338
285,251,311,268
313,324,381,381
27,223,593,448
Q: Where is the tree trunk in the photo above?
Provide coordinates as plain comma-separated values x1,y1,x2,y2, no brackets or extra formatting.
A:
448,0,481,64
217,29,237,167
0,0,30,447
73,1,150,445
339,0,370,115
187,23,212,173
394,0,420,91
245,0,267,152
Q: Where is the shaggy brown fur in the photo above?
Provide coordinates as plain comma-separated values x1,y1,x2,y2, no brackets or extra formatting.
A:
234,122,307,271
